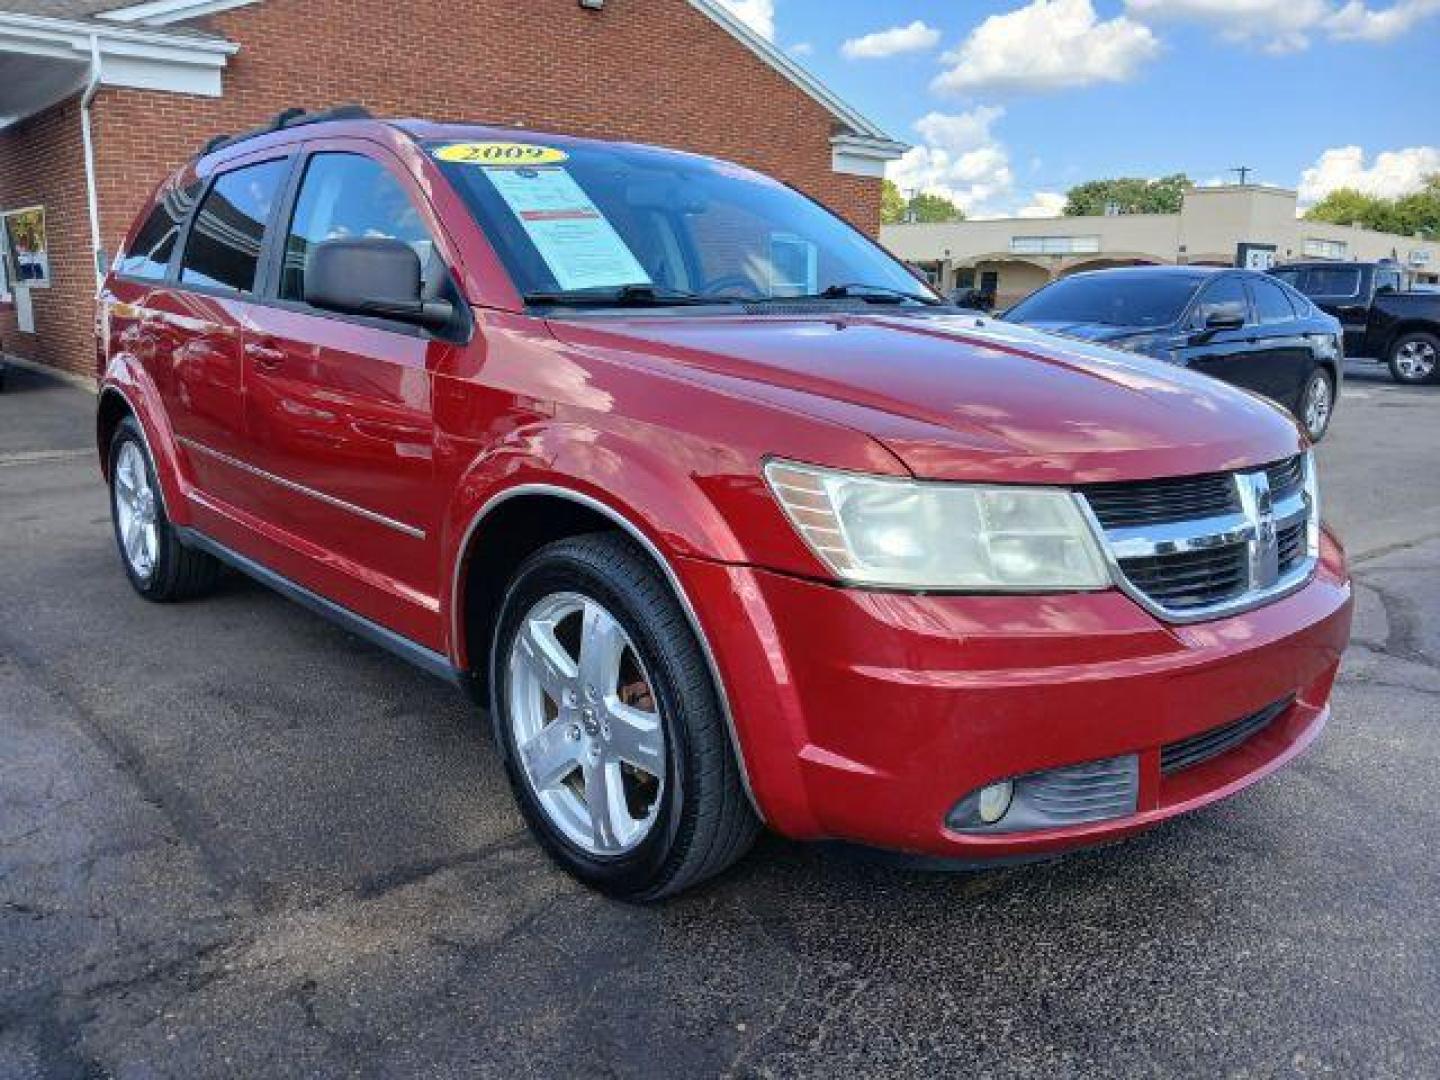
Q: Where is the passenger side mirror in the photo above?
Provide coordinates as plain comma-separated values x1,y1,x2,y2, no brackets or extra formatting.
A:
305,238,455,332
1201,301,1247,331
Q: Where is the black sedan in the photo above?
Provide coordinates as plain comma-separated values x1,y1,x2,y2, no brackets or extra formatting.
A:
1003,266,1343,440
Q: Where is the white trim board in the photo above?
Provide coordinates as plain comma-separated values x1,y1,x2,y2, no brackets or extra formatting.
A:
99,0,260,27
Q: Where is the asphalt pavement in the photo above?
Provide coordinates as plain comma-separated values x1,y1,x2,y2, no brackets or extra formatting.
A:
2,357,1438,1078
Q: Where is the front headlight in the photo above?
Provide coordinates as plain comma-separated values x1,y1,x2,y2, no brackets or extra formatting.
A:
764,460,1111,591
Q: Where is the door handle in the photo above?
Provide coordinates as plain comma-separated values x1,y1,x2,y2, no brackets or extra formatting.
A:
245,341,286,370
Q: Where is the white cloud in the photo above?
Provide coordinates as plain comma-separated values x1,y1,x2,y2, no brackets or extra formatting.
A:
933,0,1160,95
841,20,941,60
715,0,775,41
1017,192,1068,218
1326,0,1440,40
1125,0,1440,51
886,107,1018,217
1298,145,1440,205
788,41,814,57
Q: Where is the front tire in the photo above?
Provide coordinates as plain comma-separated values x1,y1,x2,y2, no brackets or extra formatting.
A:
108,416,221,601
1297,367,1335,441
490,533,759,900
1388,331,1440,385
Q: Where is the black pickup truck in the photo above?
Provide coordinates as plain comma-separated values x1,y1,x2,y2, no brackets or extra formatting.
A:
1270,261,1440,384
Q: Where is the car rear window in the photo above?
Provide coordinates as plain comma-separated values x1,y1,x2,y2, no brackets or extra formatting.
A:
1006,274,1200,327
179,159,289,294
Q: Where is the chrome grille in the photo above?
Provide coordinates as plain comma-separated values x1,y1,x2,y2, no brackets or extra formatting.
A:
1081,455,1317,623
1083,472,1238,529
1117,542,1249,610
1265,456,1305,501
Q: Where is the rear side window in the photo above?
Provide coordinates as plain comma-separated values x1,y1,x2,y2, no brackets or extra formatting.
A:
1287,267,1361,298
179,159,289,294
1251,278,1295,324
116,180,202,280
280,152,441,303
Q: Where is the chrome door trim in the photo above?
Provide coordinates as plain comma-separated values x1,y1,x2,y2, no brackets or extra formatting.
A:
454,483,764,820
176,436,426,540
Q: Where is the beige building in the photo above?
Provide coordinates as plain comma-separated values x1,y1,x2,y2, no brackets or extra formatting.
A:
881,185,1440,308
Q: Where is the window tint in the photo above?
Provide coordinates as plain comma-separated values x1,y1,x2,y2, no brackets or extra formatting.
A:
179,159,288,294
1281,266,1361,298
116,180,202,280
281,153,440,303
1251,278,1295,324
1005,273,1200,327
1195,276,1249,325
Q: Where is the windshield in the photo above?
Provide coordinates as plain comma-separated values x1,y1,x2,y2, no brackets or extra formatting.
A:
429,138,935,307
1006,274,1200,327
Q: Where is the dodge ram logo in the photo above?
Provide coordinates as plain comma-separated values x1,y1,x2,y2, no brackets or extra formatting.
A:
1240,471,1281,590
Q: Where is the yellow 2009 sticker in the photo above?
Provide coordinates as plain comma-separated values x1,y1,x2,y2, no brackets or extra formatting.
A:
433,142,569,167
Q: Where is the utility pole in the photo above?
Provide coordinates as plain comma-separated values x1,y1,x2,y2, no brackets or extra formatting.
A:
1231,166,1252,186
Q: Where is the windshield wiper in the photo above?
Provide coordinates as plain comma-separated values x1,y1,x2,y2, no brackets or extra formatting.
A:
750,283,941,306
523,284,722,308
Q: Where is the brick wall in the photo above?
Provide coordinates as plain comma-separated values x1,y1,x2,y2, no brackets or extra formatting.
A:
8,0,884,377
0,97,96,376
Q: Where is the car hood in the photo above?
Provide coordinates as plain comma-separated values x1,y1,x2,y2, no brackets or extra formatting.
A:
545,310,1301,484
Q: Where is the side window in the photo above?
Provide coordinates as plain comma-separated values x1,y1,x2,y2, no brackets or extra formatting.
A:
1251,278,1296,324
116,180,203,280
1375,270,1401,294
179,159,289,294
1195,275,1249,326
280,153,441,303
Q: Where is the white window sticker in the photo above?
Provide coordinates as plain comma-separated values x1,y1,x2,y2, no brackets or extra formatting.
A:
484,167,650,293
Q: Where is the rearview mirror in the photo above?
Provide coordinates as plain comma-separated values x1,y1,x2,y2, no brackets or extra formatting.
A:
305,238,454,332
1202,301,1246,331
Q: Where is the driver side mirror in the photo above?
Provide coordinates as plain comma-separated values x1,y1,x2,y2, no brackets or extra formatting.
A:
305,238,455,332
1201,300,1247,332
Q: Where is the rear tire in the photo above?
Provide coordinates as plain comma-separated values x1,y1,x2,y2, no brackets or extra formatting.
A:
1297,367,1335,442
108,416,221,601
1388,331,1440,385
490,533,759,901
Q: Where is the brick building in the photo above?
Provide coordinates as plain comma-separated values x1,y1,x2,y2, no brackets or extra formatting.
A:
0,0,904,378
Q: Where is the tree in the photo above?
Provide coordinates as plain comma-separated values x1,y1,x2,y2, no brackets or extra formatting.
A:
881,179,907,225
881,181,966,225
1064,174,1191,217
908,192,965,223
1305,175,1440,238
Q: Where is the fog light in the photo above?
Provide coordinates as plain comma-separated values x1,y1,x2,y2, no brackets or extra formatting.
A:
978,780,1014,824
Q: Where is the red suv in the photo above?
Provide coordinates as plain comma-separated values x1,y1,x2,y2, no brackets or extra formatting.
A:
97,109,1352,899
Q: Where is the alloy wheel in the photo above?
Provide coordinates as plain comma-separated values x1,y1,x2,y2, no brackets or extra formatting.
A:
114,441,160,580
1395,339,1437,381
1303,373,1332,438
507,592,667,855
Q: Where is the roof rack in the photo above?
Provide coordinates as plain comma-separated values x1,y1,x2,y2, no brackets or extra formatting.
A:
198,105,374,158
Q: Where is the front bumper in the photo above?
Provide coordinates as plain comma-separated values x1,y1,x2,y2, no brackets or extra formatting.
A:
679,528,1352,859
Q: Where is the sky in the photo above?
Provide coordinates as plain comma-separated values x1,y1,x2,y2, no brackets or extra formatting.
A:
715,0,1440,219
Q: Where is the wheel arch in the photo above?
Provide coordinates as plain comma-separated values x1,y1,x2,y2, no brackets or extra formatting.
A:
1382,320,1440,359
451,482,763,819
